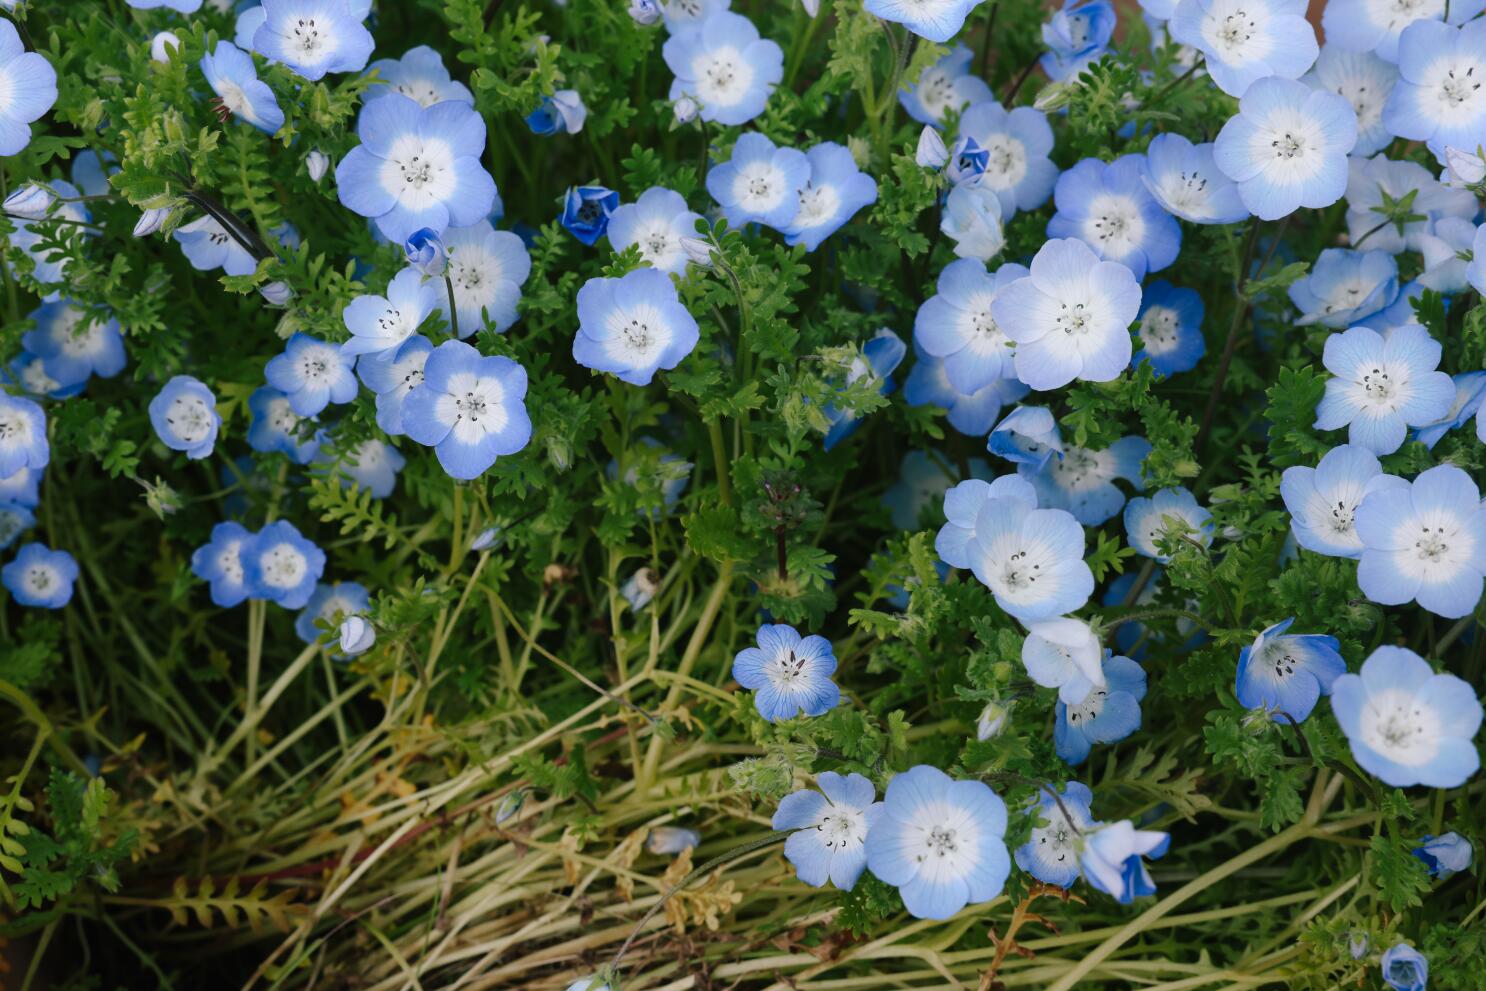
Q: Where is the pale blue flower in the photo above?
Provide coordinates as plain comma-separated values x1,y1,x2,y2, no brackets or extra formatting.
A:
903,343,1029,436
266,333,359,417
1385,20,1486,164
1014,782,1095,888
241,520,326,609
402,340,532,480
1124,486,1212,562
252,0,373,81
1132,281,1205,377
0,502,33,552
1380,944,1428,991
1345,157,1475,254
993,237,1142,390
1303,46,1398,156
1022,617,1104,703
200,41,284,134
1048,155,1180,280
914,259,1026,394
1417,216,1476,293
659,0,730,33
865,0,986,44
645,826,700,855
957,101,1059,218
899,45,994,125
732,623,839,722
574,267,700,385
341,267,438,361
357,334,432,435
1079,820,1170,903
6,353,76,400
246,386,322,463
1021,436,1148,526
561,185,619,246
1288,249,1398,327
149,376,221,460
366,45,474,107
175,215,258,276
0,394,48,478
1332,645,1483,786
0,466,42,508
823,329,906,450
773,772,883,891
945,135,989,187
1169,0,1317,97
1314,324,1453,454
236,6,268,49
1142,133,1249,224
1324,0,1483,62
1041,0,1117,81
0,20,56,156
966,497,1093,622
22,301,126,387
918,124,951,167
935,473,1036,568
785,143,877,251
1416,371,1486,447
2,543,77,609
526,89,587,135
664,12,782,126
191,521,254,608
1236,617,1346,722
7,180,90,296
339,615,376,655
881,450,989,532
1413,832,1472,878
336,94,497,243
1214,78,1356,220
317,438,405,498
404,228,446,277
706,132,809,230
1355,464,1486,618
1055,652,1145,764
864,765,1009,920
437,221,530,335
1281,444,1408,558
988,405,1063,468
940,182,1005,261
294,581,369,644
607,187,704,275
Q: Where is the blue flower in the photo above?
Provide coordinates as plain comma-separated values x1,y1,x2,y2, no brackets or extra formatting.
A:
0,502,33,552
526,89,587,135
1413,832,1472,878
1021,436,1149,526
6,180,90,295
366,44,474,107
882,449,991,532
0,466,41,508
5,352,79,400
1124,486,1212,562
1014,782,1096,888
706,133,810,230
1079,820,1170,903
1132,281,1205,377
1047,155,1180,280
1303,46,1398,156
404,228,446,277
607,187,705,276
914,259,1026,394
732,623,840,722
1324,0,1481,62
294,581,370,644
1332,645,1482,786
235,6,268,49
903,343,1029,436
784,143,878,252
246,386,322,463
1023,617,1105,703
191,521,255,608
0,394,48,478
22,301,126,387
823,329,906,450
935,473,1036,568
200,41,284,134
865,0,985,43
0,20,56,156
1236,617,1346,722
773,772,884,891
1281,444,1408,558
1417,217,1476,293
940,183,1005,261
645,826,700,855
402,341,531,480
1314,324,1453,454
339,615,376,655
1416,371,1486,448
175,215,259,277
561,185,620,246
898,45,994,125
357,334,432,435
336,94,497,243
1056,653,1144,765
318,438,406,498
1169,0,1317,97
664,11,782,126
1356,464,1486,618
241,520,326,609
1040,0,1117,81
265,333,359,417
1345,157,1474,256
252,0,373,81
1380,944,1428,991
2,543,77,609
1385,21,1486,164
659,0,730,33
993,237,1143,389
341,267,439,361
945,136,989,188
1289,249,1398,327
966,498,1094,622
148,376,221,460
957,102,1058,219
1142,133,1250,224
439,221,530,335
863,765,1010,919
574,267,700,385
1214,77,1357,220
988,405,1063,468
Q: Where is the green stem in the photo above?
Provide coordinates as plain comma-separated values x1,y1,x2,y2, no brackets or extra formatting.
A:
0,679,90,775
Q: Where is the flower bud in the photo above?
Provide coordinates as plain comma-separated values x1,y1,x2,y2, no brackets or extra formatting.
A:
800,0,820,15
547,433,573,471
976,701,1009,741
258,281,293,305
1348,932,1370,960
1034,82,1073,112
680,236,714,267
645,826,700,855
305,149,330,182
673,95,699,124
526,89,588,136
133,207,170,237
338,615,376,655
620,567,660,611
495,789,526,824
151,31,181,63
847,135,872,170
404,227,447,276
915,126,948,168
628,0,662,25
1445,145,1486,186
3,184,53,220
470,526,502,552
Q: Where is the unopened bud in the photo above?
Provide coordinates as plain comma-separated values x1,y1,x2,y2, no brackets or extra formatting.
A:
151,31,181,63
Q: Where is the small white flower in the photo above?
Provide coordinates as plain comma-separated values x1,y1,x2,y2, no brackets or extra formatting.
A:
916,125,949,168
940,183,1005,262
305,150,330,182
977,701,1010,740
338,615,376,655
1022,617,1106,705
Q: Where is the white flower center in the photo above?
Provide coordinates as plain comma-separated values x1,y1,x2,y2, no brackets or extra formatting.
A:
766,648,810,688
793,182,842,231
1359,688,1439,765
1272,131,1307,160
259,544,308,589
218,543,244,585
1066,688,1108,725
166,395,213,444
693,47,753,105
21,564,57,596
1141,306,1179,351
816,807,867,851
